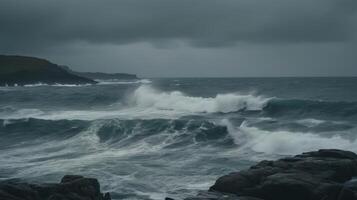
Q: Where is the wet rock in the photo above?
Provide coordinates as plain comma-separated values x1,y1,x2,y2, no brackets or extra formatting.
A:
60,175,85,183
338,178,357,200
182,191,264,200
209,149,357,200
0,175,111,200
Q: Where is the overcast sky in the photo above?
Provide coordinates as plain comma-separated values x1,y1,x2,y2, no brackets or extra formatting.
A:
1,0,356,77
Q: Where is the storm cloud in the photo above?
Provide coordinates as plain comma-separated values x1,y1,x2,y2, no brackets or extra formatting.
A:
0,0,356,76
1,0,356,49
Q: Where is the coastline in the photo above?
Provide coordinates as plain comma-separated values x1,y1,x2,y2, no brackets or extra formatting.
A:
1,149,356,200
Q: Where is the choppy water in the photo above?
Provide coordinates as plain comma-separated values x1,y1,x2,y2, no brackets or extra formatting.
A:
1,78,357,199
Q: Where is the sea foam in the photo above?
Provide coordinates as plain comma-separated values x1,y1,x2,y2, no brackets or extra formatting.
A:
0,85,271,120
223,119,357,156
130,85,271,113
97,79,152,85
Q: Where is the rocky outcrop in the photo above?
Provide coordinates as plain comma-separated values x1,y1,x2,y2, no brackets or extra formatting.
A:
207,149,357,200
176,149,357,200
0,175,111,200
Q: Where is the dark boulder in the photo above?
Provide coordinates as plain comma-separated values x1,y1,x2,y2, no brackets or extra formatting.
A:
0,175,111,200
209,149,357,200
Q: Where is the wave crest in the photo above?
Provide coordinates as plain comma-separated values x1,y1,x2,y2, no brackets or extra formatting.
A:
223,119,357,156
130,85,270,113
97,79,152,85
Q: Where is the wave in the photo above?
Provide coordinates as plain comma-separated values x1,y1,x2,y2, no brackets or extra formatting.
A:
0,117,238,199
0,118,232,151
3,117,357,160
295,118,326,127
97,79,152,85
1,79,151,88
0,107,45,120
2,85,357,121
23,83,93,87
0,86,271,120
263,99,357,118
2,116,357,192
130,86,357,118
223,119,357,156
130,85,271,113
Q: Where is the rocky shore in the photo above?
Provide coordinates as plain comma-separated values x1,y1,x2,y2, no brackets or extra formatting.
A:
180,149,357,200
0,175,111,200
1,149,357,200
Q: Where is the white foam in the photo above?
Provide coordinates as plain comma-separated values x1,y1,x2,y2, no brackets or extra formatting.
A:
0,108,44,120
2,119,11,127
0,87,14,91
23,83,92,87
296,118,347,127
97,79,152,85
296,118,326,127
223,119,357,156
130,85,270,113
0,119,191,178
0,85,271,121
23,83,49,87
139,79,152,84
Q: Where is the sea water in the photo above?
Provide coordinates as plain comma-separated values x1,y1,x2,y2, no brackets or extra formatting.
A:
1,77,357,199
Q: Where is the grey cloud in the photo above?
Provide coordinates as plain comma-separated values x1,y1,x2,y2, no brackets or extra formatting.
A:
0,0,356,52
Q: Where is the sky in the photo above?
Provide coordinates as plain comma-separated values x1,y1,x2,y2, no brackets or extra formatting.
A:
0,0,356,77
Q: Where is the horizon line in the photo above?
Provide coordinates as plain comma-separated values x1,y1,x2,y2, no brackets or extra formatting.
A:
143,76,357,79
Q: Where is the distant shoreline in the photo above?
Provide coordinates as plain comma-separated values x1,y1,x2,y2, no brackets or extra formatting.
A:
0,55,137,86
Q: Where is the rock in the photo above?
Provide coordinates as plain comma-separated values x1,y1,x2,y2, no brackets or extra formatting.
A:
0,175,111,200
299,149,357,160
182,191,264,200
61,175,84,183
338,178,357,200
209,149,357,200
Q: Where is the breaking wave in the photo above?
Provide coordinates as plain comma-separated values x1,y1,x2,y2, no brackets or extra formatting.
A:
0,85,271,120
0,79,151,88
0,118,233,156
24,83,93,87
130,85,271,113
1,116,356,198
223,119,357,156
2,85,357,121
2,117,356,162
2,78,357,200
97,79,152,85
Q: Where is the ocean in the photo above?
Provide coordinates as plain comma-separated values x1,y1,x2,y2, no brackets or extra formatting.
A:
1,77,357,200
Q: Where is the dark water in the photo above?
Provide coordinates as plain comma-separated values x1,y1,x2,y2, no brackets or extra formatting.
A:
0,78,357,200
